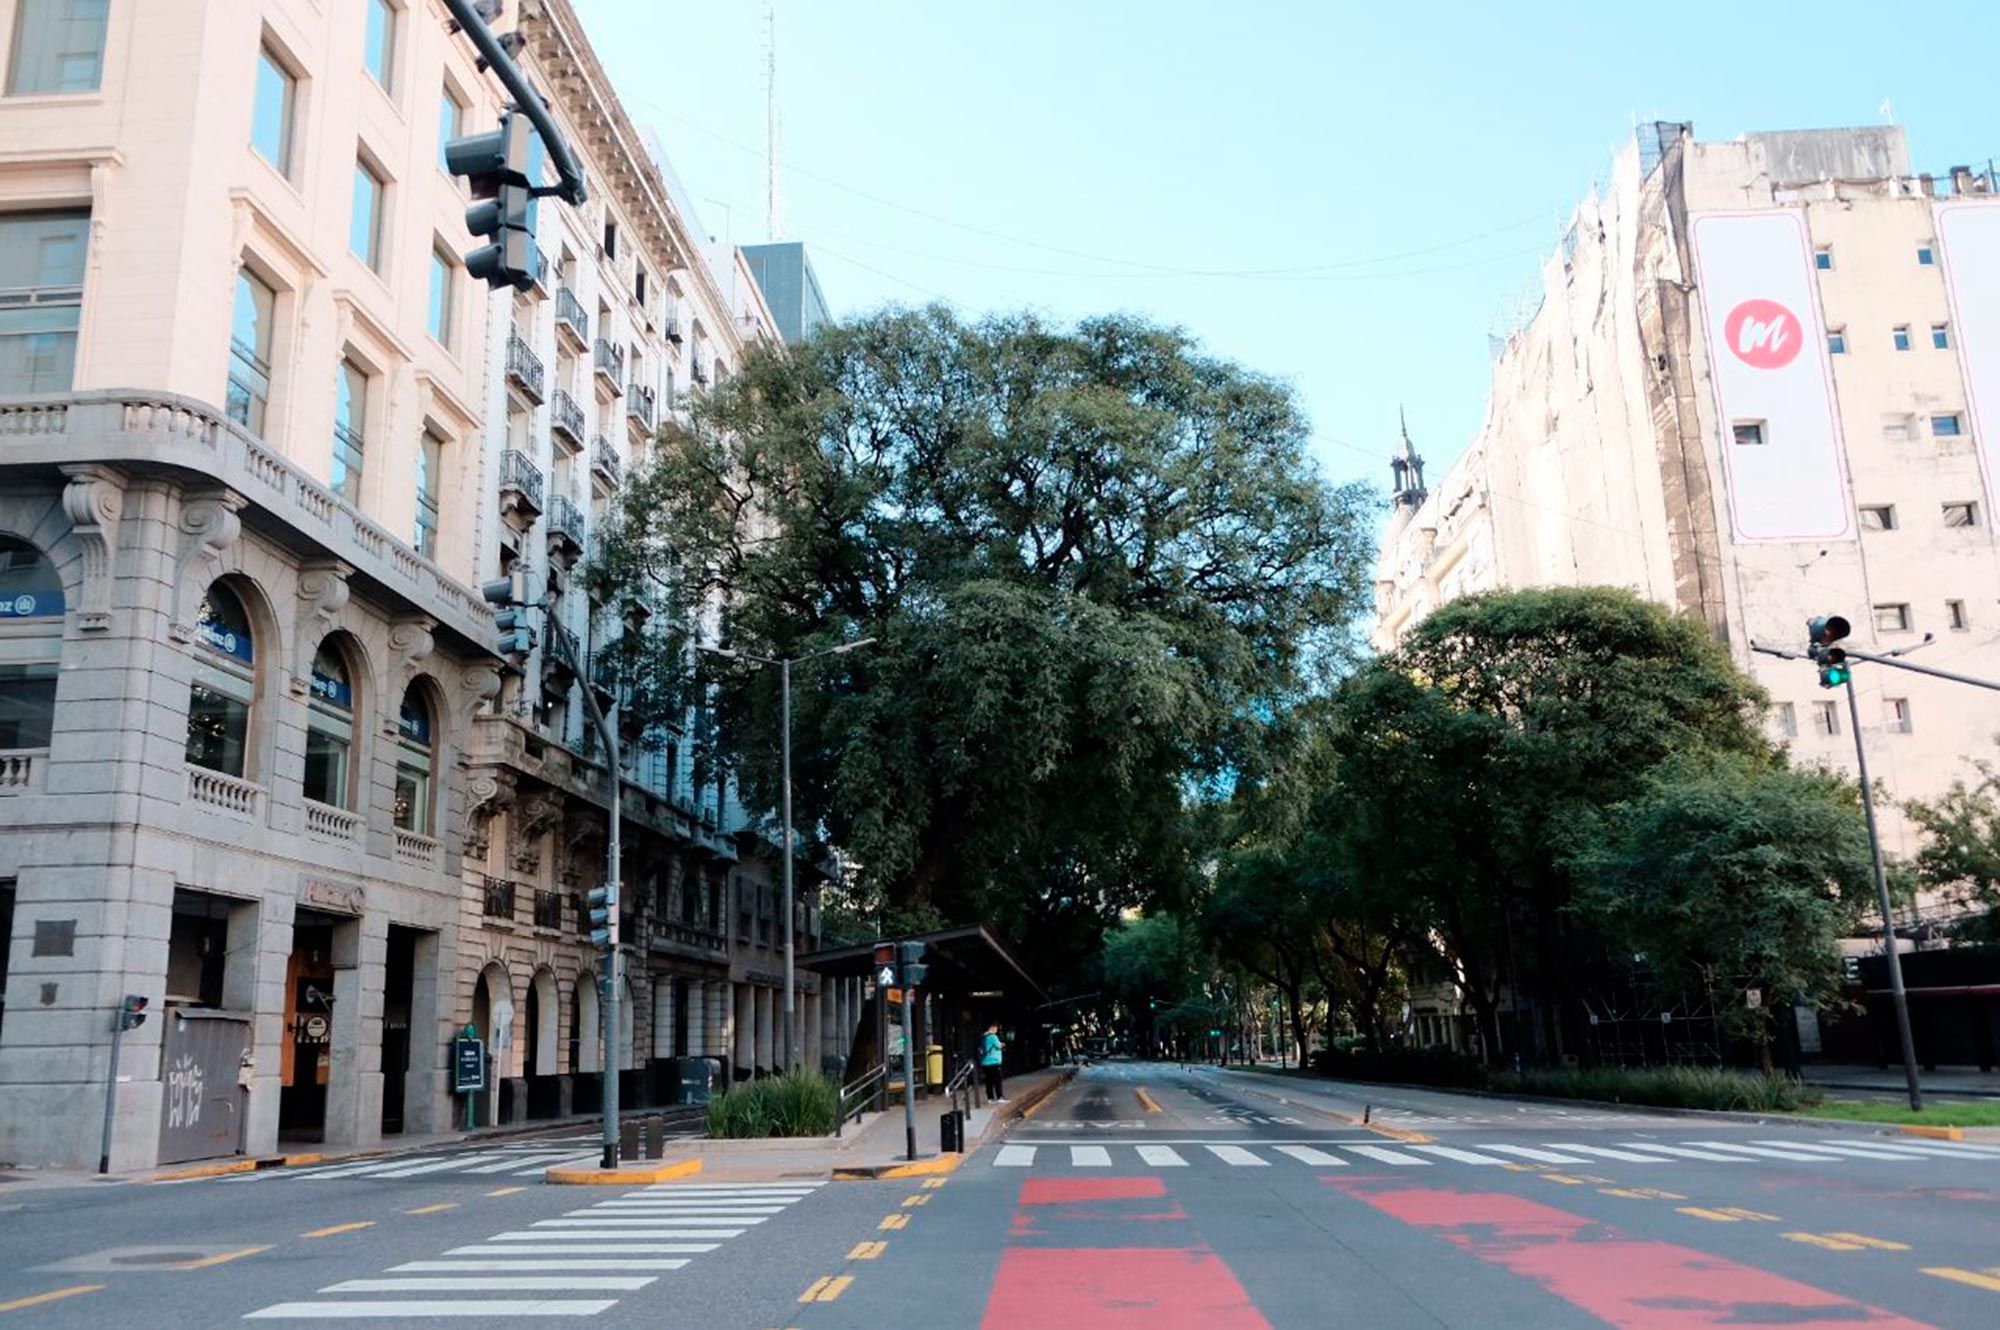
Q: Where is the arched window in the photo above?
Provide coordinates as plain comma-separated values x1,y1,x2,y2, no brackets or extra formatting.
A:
185,583,256,777
392,685,433,834
303,642,355,808
0,535,62,752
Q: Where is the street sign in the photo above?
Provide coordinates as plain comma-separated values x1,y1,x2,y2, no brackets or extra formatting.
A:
452,1035,486,1093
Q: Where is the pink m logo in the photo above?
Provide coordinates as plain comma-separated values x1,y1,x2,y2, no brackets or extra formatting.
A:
1724,299,1805,369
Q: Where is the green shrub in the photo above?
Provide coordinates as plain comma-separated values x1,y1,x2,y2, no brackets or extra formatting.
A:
1492,1065,1822,1113
705,1067,841,1138
1310,1046,1488,1089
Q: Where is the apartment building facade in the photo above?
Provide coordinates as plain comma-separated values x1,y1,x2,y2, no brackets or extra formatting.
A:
0,0,838,1170
1376,123,2000,911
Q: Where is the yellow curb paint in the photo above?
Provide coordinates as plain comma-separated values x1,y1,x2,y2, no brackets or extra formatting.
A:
486,1186,526,1197
173,1246,270,1270
1901,1125,1966,1141
1925,1267,2000,1293
1825,1233,1910,1251
148,1159,258,1183
847,1241,887,1260
1784,1233,1866,1251
0,1285,103,1313
878,1214,909,1231
546,1158,702,1185
302,1221,375,1239
839,1154,963,1181
1135,1088,1162,1114
404,1203,457,1215
279,1153,326,1167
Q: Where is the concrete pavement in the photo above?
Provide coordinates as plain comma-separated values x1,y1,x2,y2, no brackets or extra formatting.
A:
7,1061,2000,1326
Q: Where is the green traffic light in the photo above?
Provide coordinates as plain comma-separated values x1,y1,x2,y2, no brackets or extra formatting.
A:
1820,663,1851,688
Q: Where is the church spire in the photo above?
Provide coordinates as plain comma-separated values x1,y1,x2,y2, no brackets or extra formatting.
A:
1390,407,1428,511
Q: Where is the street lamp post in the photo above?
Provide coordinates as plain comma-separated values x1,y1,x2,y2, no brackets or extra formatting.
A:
700,637,876,1071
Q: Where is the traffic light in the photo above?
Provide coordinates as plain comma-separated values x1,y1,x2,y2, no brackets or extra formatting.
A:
1807,614,1852,689
482,574,533,657
586,883,617,948
118,994,148,1031
446,112,537,291
897,940,927,989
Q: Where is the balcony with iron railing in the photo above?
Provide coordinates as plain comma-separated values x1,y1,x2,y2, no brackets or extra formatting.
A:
592,340,624,395
529,247,552,297
547,491,585,568
663,306,684,345
543,618,580,682
590,434,622,490
626,382,656,436
534,889,564,929
498,448,544,528
506,330,545,404
555,287,589,350
550,388,585,449
483,875,517,921
689,357,708,387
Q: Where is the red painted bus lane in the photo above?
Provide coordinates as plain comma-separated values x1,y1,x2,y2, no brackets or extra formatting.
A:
1338,1182,1937,1330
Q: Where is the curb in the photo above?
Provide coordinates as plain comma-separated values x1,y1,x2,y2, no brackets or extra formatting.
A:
148,1148,372,1184
832,1154,963,1181
1899,1124,1966,1141
547,1158,703,1185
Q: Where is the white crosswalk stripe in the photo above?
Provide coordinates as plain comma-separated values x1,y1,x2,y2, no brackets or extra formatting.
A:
995,1145,1037,1167
1477,1145,1592,1164
1136,1146,1188,1166
1677,1141,1847,1162
1545,1143,1670,1163
1410,1145,1510,1165
1614,1143,1749,1162
1205,1145,1267,1167
1341,1144,1428,1166
242,1184,819,1321
1273,1145,1347,1167
1070,1145,1112,1167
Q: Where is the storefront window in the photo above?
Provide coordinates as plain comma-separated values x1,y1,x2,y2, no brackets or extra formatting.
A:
392,686,432,834
185,583,255,777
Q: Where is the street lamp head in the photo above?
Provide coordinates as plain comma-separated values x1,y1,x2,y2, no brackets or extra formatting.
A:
831,637,879,656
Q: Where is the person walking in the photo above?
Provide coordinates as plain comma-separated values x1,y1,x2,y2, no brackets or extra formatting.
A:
980,1022,1007,1103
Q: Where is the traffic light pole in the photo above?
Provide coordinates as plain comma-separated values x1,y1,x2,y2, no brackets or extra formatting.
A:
901,981,919,1161
1843,677,1924,1113
781,656,795,1072
99,1005,130,1175
577,675,623,1168
440,0,585,206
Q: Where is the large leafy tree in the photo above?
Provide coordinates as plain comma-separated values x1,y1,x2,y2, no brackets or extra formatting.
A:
1327,587,1772,1062
1570,753,1871,1062
1908,765,2000,939
587,307,1373,980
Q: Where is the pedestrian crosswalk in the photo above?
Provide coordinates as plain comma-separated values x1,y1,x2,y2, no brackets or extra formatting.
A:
242,1182,823,1320
994,1136,2000,1172
220,1138,612,1184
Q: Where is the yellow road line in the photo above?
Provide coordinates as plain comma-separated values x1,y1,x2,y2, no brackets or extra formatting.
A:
486,1186,526,1197
921,1177,947,1190
1136,1087,1162,1114
0,1285,103,1313
799,1275,856,1303
1825,1233,1911,1251
302,1221,375,1238
1678,1207,1745,1223
173,1246,270,1270
1925,1267,2000,1293
798,1277,831,1303
1785,1233,1866,1251
404,1203,457,1215
878,1214,909,1231
900,1193,929,1207
847,1241,887,1260
1718,1207,1780,1222
1601,1188,1687,1201
1542,1174,1589,1185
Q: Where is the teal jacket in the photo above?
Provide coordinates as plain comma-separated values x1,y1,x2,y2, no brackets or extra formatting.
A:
979,1032,1003,1066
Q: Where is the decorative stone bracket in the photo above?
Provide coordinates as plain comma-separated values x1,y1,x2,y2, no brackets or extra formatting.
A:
510,790,564,875
58,464,126,632
168,488,246,642
463,769,518,862
290,560,354,696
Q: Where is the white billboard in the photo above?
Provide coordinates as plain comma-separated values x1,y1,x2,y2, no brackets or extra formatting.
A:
1689,211,1855,543
1936,201,2000,508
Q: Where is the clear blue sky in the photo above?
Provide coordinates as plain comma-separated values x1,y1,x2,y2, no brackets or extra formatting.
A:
577,0,2000,492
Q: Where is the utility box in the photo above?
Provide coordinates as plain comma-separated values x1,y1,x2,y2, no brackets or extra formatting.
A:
674,1057,721,1106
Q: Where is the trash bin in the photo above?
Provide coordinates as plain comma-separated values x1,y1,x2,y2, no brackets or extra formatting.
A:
940,1109,964,1153
926,1043,944,1086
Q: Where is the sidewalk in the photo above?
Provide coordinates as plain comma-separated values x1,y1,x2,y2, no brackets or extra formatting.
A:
1805,1064,2000,1100
644,1065,1075,1184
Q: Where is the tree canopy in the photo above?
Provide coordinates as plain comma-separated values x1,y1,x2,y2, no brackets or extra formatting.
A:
587,306,1374,981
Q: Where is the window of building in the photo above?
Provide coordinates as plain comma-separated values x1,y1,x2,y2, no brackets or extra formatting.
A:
363,0,396,91
1873,602,1912,633
1814,700,1840,737
1814,246,1833,271
1933,323,1952,350
1933,413,1964,438
1918,245,1935,267
333,359,367,502
438,86,464,173
392,686,433,835
0,535,62,623
428,245,454,347
6,0,109,95
251,42,297,177
415,429,442,558
0,661,57,749
0,210,87,394
185,583,256,778
602,219,617,260
1944,501,1979,528
1731,420,1766,447
302,642,354,808
1893,325,1912,352
226,270,275,435
0,537,62,751
635,267,646,304
350,157,385,271
1775,702,1797,739
1859,505,1896,531
1885,698,1913,733
1949,599,1970,630
1827,327,1847,355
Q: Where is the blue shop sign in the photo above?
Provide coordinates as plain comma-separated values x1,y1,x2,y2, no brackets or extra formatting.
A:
0,588,62,618
195,611,255,663
398,702,432,745
310,668,353,709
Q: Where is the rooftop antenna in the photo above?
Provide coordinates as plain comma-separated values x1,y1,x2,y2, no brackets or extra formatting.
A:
764,0,782,240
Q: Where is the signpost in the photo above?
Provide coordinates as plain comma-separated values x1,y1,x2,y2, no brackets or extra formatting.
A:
452,1026,486,1131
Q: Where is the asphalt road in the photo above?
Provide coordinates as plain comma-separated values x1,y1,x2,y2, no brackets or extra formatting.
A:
4,1064,2000,1327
